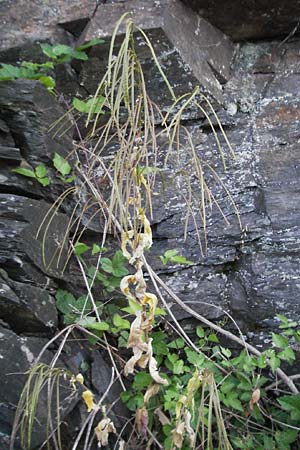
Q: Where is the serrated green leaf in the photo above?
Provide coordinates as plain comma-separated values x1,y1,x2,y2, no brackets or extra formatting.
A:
0,63,21,80
133,372,152,390
278,347,295,362
272,332,289,349
101,257,113,274
53,152,71,176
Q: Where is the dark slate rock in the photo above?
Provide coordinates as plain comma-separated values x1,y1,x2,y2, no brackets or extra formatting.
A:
0,0,96,50
0,194,69,285
0,146,22,162
0,324,90,450
80,0,234,107
91,349,130,428
0,269,58,335
180,0,300,41
0,80,75,201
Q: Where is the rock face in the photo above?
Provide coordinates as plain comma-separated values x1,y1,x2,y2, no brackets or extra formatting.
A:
0,0,97,50
1,0,300,449
180,0,300,41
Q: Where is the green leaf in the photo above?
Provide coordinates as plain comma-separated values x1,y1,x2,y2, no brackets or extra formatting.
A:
53,152,72,176
37,176,50,187
221,347,232,358
76,38,105,51
101,257,113,274
168,338,185,349
55,289,76,315
84,321,110,331
271,332,289,348
72,96,105,114
171,255,193,265
40,44,56,58
35,164,47,178
12,167,36,178
92,244,106,255
122,298,143,315
196,326,205,338
39,76,56,91
133,372,152,390
52,44,74,57
71,50,88,60
74,242,90,256
61,175,76,183
278,347,295,363
113,314,130,330
223,394,244,412
111,250,128,277
207,333,219,343
154,307,167,316
0,64,21,80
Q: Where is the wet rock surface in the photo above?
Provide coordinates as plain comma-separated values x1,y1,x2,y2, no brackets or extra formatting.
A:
0,0,300,448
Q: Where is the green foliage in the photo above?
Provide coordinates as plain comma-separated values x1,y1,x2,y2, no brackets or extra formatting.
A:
0,61,56,92
41,39,103,63
52,152,75,183
160,249,193,265
0,39,103,93
120,316,300,450
72,96,106,115
12,164,50,186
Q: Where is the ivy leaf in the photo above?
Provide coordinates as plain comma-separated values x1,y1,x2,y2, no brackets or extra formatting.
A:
53,152,71,176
